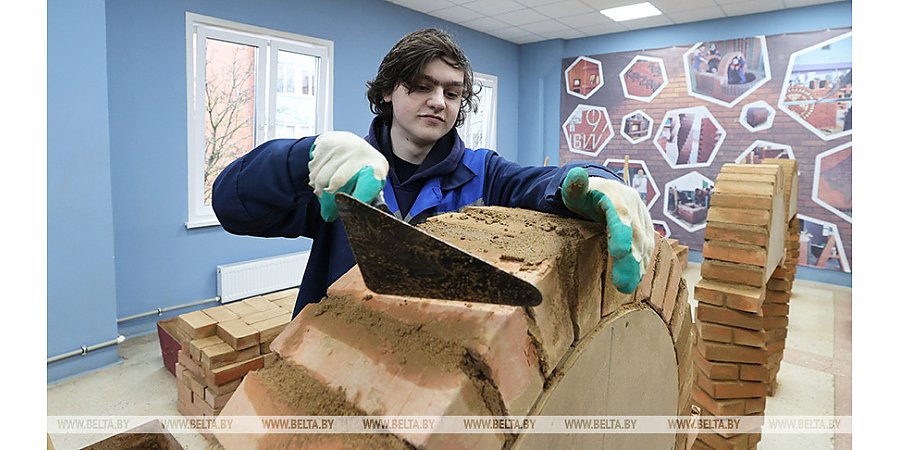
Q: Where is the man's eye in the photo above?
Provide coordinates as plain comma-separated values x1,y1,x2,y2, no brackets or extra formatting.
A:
446,92,460,99
416,85,430,91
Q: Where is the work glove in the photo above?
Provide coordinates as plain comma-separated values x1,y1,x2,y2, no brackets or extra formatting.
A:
561,167,655,294
308,131,389,222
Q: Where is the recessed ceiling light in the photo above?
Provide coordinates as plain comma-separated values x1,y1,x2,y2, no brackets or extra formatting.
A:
599,2,662,22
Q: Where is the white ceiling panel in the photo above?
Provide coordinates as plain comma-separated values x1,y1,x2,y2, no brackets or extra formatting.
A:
383,0,844,43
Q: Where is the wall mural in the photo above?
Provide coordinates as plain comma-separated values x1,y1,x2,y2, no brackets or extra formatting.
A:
560,27,852,273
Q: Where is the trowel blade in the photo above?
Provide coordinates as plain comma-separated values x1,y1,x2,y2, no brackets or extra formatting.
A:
335,193,542,307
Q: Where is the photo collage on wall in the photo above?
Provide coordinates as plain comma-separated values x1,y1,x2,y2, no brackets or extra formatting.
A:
559,28,852,273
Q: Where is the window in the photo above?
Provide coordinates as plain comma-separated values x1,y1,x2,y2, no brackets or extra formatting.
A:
186,13,333,228
458,72,498,150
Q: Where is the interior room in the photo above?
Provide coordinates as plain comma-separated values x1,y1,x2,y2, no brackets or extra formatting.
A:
46,1,856,449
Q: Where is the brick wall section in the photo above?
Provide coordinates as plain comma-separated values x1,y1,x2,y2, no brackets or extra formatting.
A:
559,28,852,271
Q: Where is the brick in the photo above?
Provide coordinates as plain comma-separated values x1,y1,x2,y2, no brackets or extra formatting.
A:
175,363,193,404
243,297,279,312
766,278,793,293
206,377,242,396
701,260,767,288
206,355,265,386
204,387,234,409
249,313,292,343
662,267,684,324
669,287,689,343
700,322,733,344
203,305,239,322
201,342,261,371
177,310,218,339
702,241,768,267
183,364,209,395
693,351,739,380
649,238,675,314
223,301,258,318
634,232,661,302
217,319,260,350
602,252,636,318
692,385,747,416
696,368,767,399
707,206,772,228
694,279,765,314
765,290,792,304
241,307,286,325
705,222,769,247
732,327,766,348
762,303,790,318
696,338,767,364
766,339,786,354
696,304,763,331
189,335,225,362
764,316,788,330
765,327,787,344
739,363,768,382
709,192,775,210
177,349,202,376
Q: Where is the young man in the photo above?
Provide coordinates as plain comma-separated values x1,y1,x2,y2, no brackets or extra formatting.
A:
213,28,654,318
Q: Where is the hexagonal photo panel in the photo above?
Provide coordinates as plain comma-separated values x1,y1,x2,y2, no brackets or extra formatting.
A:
735,140,795,164
620,110,654,144
797,214,850,272
739,101,776,132
652,220,671,238
563,104,614,157
813,142,852,223
778,32,851,141
663,171,714,232
654,106,726,168
565,56,604,99
683,36,771,107
602,158,660,209
619,55,668,102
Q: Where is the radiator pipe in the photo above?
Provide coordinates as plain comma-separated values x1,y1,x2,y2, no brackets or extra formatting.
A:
47,335,126,364
116,296,220,324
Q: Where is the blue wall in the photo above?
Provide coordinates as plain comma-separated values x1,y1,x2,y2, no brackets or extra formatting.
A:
517,0,852,167
48,0,121,381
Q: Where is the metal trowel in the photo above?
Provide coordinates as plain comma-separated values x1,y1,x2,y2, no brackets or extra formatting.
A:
335,192,542,307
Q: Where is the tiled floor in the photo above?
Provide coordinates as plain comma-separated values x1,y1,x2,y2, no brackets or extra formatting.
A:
47,262,851,449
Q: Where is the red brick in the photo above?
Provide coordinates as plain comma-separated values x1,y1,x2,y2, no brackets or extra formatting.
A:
177,310,217,339
700,322,733,344
732,327,766,348
693,350,739,380
696,304,763,331
701,260,767,288
696,368,767,399
739,363,768,382
703,241,768,267
762,302,790,318
697,337,767,364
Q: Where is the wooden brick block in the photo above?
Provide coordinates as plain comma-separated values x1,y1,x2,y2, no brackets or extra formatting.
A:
250,313,292,343
696,304,763,331
177,310,217,339
696,338,767,364
217,319,260,350
201,342,261,371
203,305,239,323
189,335,225,362
703,241,768,267
223,301,258,318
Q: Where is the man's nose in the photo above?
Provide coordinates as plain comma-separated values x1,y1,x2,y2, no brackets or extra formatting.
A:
426,89,446,111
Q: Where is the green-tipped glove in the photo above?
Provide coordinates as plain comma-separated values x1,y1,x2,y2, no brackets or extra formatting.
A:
308,131,389,222
562,167,655,294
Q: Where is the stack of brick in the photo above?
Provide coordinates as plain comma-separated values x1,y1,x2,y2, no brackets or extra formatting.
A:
174,289,296,418
209,206,694,450
692,163,786,450
759,159,800,395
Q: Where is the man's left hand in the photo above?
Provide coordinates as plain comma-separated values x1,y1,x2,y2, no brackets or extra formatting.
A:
561,167,655,294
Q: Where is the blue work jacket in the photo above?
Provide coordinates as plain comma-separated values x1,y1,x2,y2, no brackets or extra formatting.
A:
212,118,621,317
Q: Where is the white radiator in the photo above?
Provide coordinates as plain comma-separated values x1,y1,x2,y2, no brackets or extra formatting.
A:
217,252,309,303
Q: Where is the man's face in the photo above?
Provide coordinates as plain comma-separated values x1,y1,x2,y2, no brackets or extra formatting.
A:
384,58,464,148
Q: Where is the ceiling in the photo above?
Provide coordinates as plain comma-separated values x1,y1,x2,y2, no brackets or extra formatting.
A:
383,0,844,44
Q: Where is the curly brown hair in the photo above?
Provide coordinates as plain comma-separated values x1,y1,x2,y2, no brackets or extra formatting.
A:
366,28,479,128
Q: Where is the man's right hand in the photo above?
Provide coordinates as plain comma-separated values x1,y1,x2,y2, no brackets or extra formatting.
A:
308,131,389,222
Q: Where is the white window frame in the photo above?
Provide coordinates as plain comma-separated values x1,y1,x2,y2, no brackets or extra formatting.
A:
185,13,333,228
459,72,498,150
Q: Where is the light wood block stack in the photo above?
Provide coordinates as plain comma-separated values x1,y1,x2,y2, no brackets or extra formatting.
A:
173,288,296,417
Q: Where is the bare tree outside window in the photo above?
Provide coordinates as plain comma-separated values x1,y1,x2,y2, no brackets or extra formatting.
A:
203,39,257,205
